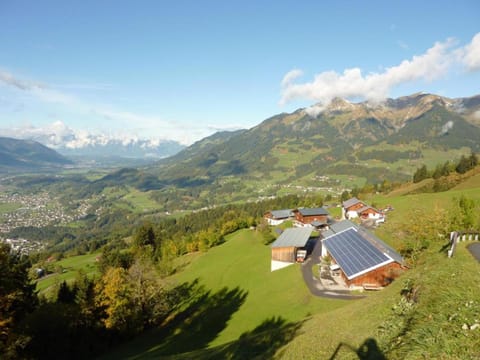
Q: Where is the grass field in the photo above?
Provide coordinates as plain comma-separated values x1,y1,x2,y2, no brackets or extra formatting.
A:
101,229,349,359
98,168,480,359
36,252,100,295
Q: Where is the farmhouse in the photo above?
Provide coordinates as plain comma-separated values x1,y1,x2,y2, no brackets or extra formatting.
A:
264,209,294,225
342,197,383,221
294,207,329,227
342,197,365,219
321,221,405,288
271,227,314,271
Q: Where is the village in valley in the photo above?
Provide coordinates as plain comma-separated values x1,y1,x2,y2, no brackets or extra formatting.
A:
265,197,404,295
0,190,91,254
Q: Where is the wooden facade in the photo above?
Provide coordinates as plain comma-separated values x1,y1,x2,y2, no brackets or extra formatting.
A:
294,212,328,225
345,202,365,213
271,246,296,263
339,261,404,287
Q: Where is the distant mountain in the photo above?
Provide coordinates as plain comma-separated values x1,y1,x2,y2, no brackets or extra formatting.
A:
0,121,185,159
0,137,73,171
152,93,480,186
56,138,185,160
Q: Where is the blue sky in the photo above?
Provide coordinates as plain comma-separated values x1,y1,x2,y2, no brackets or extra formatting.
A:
0,0,479,145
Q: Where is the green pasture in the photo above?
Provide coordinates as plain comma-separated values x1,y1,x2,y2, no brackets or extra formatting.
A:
121,188,161,213
174,229,348,345
102,229,348,359
36,252,100,294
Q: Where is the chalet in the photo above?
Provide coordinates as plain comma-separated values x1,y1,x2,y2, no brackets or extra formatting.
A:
342,198,383,221
294,207,329,227
271,227,313,271
264,209,294,225
342,197,365,219
321,221,405,288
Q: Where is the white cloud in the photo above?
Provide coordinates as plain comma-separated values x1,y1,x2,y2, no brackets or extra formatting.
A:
280,33,480,109
281,69,303,87
0,69,206,144
440,120,454,135
461,33,480,71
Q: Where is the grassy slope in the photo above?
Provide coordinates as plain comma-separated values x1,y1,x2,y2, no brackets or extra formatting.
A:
280,242,480,359
36,252,99,294
101,171,480,359
101,230,349,360
172,229,347,346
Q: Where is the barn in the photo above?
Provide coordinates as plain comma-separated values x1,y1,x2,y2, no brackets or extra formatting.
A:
271,227,313,271
322,222,405,288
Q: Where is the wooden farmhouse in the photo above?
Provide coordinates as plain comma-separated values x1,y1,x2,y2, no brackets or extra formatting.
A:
321,221,405,288
342,197,365,219
342,198,383,221
271,227,313,271
264,209,294,225
294,207,329,227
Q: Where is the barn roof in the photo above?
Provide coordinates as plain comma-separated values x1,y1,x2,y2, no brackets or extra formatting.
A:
297,207,329,216
329,220,358,233
342,197,363,209
322,225,404,280
270,209,293,219
271,227,313,248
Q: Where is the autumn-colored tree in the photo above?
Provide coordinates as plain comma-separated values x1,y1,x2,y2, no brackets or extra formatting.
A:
0,243,37,359
95,267,139,333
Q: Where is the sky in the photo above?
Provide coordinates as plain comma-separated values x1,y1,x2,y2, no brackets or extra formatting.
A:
0,0,479,145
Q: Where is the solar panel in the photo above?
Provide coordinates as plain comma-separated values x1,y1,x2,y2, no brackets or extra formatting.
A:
323,228,392,279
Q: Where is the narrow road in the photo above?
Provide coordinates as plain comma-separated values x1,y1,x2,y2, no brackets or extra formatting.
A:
468,242,480,262
301,239,365,300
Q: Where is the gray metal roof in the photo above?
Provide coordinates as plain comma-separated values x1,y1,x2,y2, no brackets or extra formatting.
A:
356,228,404,265
329,220,359,233
298,207,329,216
342,197,362,209
270,209,293,219
271,227,313,248
311,219,328,227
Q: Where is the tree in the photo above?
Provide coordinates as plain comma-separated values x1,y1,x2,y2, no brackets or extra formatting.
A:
413,165,428,183
0,243,37,359
95,267,138,333
133,222,156,249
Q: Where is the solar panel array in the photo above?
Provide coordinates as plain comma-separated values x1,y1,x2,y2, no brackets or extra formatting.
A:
323,228,391,279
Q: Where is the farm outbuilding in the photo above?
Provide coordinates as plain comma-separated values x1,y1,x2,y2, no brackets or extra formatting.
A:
264,209,294,225
322,222,405,288
271,227,313,271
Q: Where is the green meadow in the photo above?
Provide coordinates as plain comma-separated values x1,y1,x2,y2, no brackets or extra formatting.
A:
36,252,100,294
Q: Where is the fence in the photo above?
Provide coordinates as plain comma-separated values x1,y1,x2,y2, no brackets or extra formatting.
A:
448,231,480,258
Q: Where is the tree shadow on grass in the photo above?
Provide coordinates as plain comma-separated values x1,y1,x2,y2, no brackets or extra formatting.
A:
126,279,248,358
208,316,304,360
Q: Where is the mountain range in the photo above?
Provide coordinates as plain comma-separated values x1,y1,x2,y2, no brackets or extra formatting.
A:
3,93,480,194
0,121,185,159
154,93,480,187
0,137,72,171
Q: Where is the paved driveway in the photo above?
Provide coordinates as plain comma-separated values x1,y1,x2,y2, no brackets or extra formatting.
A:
468,242,480,262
